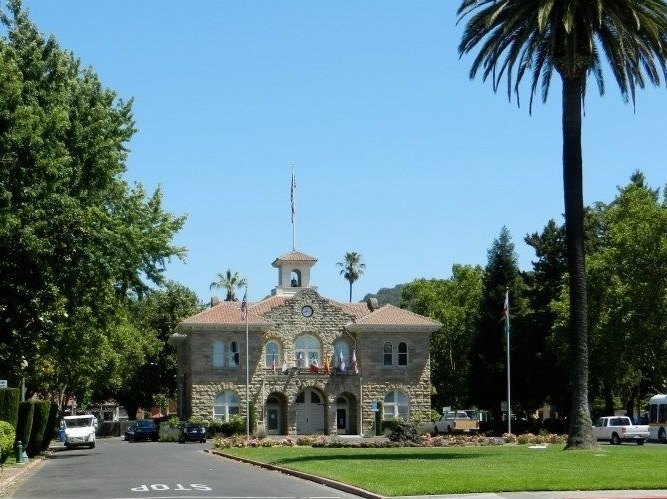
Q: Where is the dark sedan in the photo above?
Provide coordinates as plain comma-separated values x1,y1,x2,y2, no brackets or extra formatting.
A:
179,423,207,443
124,419,159,442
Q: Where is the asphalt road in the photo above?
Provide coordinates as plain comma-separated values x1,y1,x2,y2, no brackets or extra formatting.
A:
3,437,365,499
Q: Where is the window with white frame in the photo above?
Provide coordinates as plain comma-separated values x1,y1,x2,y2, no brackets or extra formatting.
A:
398,342,408,366
213,340,224,368
295,334,320,368
265,341,280,369
383,342,393,366
229,341,239,367
383,390,409,421
213,391,240,421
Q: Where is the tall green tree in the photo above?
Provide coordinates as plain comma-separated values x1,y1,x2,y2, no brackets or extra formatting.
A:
457,0,667,450
210,269,247,302
468,227,524,426
586,172,667,416
402,264,483,411
101,282,203,419
337,252,366,303
0,0,186,405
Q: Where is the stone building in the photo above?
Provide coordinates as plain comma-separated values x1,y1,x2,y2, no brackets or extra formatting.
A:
169,250,441,435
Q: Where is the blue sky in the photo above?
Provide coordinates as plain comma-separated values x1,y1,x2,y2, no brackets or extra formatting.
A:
16,1,667,304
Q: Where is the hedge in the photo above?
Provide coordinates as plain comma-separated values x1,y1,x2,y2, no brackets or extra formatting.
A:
0,388,20,429
15,401,35,448
27,400,51,457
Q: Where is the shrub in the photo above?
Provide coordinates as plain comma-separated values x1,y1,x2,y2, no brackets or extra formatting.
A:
0,421,15,464
387,422,419,443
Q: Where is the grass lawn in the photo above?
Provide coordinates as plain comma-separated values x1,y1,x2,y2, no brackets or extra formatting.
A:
219,444,667,496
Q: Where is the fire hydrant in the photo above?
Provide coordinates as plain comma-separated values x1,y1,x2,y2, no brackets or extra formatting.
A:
15,441,23,464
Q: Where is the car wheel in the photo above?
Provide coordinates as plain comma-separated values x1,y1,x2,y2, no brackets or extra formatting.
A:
64,442,70,450
447,426,453,435
611,433,621,445
201,438,206,443
637,439,645,446
90,442,95,449
659,428,667,444
433,426,439,435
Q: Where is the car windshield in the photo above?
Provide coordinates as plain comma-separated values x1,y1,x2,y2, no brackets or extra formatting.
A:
64,417,94,428
137,420,155,428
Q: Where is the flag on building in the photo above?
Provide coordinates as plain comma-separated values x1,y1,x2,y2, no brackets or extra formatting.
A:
338,350,346,372
240,290,247,320
271,353,276,373
351,349,359,374
323,354,331,374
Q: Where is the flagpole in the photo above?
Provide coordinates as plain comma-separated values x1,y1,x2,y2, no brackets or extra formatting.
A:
244,285,250,441
505,288,512,435
291,165,296,251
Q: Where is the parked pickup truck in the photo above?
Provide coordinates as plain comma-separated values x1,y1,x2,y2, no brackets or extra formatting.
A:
431,410,480,435
592,416,649,445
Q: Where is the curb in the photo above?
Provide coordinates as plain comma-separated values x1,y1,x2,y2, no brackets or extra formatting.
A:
209,449,384,499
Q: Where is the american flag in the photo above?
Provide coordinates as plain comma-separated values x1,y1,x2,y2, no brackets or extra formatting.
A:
351,349,359,374
240,290,247,320
290,168,296,223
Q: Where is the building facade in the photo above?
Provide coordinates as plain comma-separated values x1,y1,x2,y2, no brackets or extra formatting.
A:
169,250,441,436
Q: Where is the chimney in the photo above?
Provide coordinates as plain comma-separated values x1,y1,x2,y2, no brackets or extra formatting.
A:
210,296,220,307
366,297,378,311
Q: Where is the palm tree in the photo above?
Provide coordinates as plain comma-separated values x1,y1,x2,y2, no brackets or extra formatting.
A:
337,252,366,303
210,269,247,302
457,0,667,450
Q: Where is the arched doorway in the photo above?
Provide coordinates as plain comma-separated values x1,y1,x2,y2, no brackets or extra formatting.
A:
265,392,287,435
336,392,358,435
295,387,326,434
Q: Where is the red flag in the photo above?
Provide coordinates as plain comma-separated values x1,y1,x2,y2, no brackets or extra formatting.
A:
502,290,509,319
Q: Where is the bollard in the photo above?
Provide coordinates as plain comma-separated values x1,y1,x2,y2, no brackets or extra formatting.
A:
15,440,23,464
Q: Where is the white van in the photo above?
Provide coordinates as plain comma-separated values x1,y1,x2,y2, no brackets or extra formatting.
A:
63,415,97,449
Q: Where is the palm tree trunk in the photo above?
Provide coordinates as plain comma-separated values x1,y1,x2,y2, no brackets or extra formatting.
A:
348,281,353,303
561,76,597,450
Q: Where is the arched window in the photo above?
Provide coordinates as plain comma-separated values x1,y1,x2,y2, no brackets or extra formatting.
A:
213,391,240,421
229,341,239,367
265,341,280,369
383,390,409,421
213,340,224,368
398,342,408,366
333,340,349,371
295,334,320,368
383,342,393,366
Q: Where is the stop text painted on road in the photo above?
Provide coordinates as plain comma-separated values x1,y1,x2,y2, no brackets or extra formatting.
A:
131,483,212,492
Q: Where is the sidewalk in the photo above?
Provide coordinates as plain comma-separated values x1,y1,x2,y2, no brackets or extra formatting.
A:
0,456,46,494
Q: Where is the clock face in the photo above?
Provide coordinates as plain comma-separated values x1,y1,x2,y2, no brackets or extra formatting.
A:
301,305,313,318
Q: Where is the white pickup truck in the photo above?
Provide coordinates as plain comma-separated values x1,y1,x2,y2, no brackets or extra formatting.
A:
592,416,649,445
430,410,480,435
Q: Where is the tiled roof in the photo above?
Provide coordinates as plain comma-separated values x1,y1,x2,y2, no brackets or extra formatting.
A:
346,304,442,332
271,250,317,266
356,304,441,326
175,294,441,333
177,295,289,327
